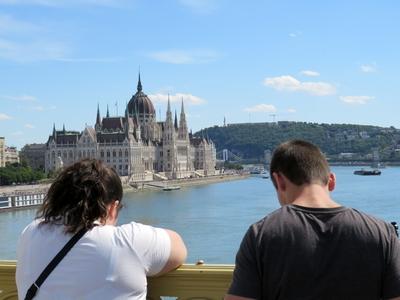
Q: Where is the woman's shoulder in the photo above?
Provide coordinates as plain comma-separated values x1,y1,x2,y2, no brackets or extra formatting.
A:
20,218,42,235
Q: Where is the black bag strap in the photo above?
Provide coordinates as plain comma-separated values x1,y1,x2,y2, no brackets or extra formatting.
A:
24,227,87,300
391,221,399,237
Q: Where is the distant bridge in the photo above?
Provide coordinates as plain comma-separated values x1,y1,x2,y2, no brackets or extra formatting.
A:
216,149,243,162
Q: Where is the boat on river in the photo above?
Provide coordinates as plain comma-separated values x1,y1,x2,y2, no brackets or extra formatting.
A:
353,169,381,176
163,185,181,191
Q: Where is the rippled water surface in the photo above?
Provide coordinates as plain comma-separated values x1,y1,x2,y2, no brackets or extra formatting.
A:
1,166,399,263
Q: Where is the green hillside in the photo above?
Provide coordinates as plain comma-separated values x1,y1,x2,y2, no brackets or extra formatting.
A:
196,122,400,162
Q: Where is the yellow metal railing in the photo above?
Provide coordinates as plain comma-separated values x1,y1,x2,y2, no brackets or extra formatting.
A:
0,261,234,300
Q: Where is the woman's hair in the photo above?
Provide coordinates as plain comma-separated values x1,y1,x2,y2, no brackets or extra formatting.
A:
37,159,123,233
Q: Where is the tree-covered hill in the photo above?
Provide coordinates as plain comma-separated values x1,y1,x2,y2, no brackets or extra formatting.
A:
196,122,400,161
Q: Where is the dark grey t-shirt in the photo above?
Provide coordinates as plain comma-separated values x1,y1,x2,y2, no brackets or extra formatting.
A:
228,205,400,299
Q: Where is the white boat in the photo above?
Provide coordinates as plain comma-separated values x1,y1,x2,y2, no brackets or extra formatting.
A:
163,185,181,191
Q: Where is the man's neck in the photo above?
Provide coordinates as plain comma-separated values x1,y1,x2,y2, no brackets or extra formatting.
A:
287,184,341,208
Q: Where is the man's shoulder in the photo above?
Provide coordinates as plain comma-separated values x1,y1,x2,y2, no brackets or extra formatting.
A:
346,208,396,235
250,205,394,238
249,207,289,235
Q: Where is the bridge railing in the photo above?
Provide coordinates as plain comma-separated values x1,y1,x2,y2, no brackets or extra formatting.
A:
0,261,234,300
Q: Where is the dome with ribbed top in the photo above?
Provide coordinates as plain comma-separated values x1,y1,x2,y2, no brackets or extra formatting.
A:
127,74,155,116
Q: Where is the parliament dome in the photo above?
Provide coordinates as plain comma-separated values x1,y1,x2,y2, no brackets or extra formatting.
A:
127,75,155,116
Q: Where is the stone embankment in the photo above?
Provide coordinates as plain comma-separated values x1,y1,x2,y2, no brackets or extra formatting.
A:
129,173,250,191
0,183,51,197
0,173,249,201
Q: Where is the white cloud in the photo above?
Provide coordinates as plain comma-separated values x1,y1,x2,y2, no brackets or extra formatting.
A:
148,93,206,105
55,57,121,63
360,64,376,73
289,31,302,38
0,0,53,4
6,15,119,65
35,105,56,111
0,15,119,63
148,49,218,64
178,0,217,13
244,104,277,113
340,96,374,105
32,105,44,111
0,13,69,63
186,113,201,119
0,0,128,7
25,123,35,128
11,131,23,136
18,104,55,111
287,108,296,113
300,70,320,77
263,75,336,96
0,94,36,101
0,14,40,34
0,113,12,120
0,37,67,62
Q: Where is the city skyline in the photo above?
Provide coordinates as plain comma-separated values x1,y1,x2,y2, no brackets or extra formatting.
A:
1,1,400,148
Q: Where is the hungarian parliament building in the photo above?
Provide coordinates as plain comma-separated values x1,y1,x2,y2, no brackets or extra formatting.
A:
45,76,217,181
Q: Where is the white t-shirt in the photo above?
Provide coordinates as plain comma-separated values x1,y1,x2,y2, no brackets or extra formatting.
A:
16,220,171,300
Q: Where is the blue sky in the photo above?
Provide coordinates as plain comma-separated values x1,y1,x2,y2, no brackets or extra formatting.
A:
1,0,400,149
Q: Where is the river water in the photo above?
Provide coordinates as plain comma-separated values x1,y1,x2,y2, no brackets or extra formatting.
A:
0,166,399,263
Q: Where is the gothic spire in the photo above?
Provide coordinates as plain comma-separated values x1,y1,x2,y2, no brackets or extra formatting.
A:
174,110,178,130
166,94,173,124
137,71,142,92
178,97,188,139
180,97,185,114
167,94,171,113
96,103,101,125
106,104,110,118
63,124,66,133
52,123,56,137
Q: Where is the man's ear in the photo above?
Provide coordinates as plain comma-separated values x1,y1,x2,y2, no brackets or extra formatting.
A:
328,173,336,192
272,172,286,191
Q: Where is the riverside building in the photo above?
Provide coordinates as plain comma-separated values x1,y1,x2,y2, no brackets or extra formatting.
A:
0,137,19,167
0,137,4,167
45,76,217,180
20,143,46,171
4,147,19,165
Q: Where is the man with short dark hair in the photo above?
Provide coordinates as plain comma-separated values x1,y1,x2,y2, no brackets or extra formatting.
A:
226,140,400,300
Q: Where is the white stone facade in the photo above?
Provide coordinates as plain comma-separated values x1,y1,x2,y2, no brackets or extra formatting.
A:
45,78,216,181
0,138,19,166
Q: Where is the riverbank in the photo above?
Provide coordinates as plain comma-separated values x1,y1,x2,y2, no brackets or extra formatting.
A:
0,173,249,197
128,173,250,192
0,183,50,197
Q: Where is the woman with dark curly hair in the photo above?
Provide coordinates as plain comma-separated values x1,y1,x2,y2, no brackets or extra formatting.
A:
16,159,187,299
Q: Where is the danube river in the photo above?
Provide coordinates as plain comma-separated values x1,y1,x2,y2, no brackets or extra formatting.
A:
0,166,399,263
